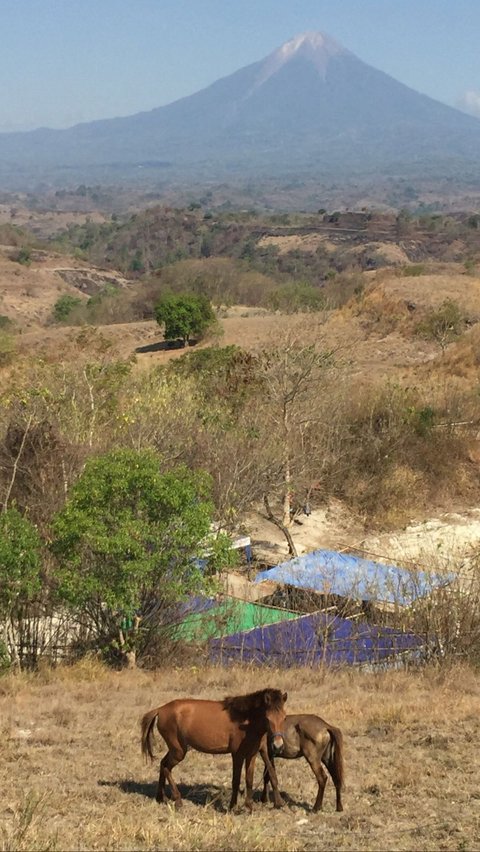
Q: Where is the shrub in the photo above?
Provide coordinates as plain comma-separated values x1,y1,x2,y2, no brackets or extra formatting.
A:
0,508,43,669
401,264,426,277
14,247,32,266
0,329,15,366
416,299,466,352
52,293,83,324
268,282,326,313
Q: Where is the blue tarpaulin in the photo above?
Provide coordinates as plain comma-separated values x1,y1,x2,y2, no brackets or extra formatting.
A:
210,611,424,667
175,596,217,618
254,549,454,605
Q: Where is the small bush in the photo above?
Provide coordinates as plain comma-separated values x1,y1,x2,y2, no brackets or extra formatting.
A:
268,282,326,313
14,247,32,266
415,299,466,351
52,293,83,324
401,264,426,277
410,566,480,665
0,330,15,366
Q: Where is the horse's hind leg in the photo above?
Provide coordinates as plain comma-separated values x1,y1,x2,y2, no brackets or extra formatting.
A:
156,760,167,804
334,781,343,813
158,744,186,809
301,739,328,813
326,756,343,812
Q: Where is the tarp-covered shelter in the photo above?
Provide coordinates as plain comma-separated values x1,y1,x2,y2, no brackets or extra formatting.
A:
210,611,424,667
169,595,298,643
254,550,454,606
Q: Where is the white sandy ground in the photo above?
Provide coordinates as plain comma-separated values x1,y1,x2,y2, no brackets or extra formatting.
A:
244,501,480,575
221,503,480,604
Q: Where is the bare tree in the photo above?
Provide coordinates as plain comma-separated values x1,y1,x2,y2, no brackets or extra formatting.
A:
254,324,337,554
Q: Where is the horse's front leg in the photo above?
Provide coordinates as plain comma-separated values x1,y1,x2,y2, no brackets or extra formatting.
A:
229,752,244,812
261,745,284,808
259,741,270,804
244,750,257,813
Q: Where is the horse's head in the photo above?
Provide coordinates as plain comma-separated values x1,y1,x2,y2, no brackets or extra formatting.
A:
264,690,287,755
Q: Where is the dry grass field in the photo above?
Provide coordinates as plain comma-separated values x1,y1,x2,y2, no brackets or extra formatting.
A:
1,662,479,852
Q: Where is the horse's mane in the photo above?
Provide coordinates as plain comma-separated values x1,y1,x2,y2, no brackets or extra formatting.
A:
222,688,284,721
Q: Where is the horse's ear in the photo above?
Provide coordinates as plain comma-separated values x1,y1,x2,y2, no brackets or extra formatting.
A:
264,692,272,706
282,692,288,703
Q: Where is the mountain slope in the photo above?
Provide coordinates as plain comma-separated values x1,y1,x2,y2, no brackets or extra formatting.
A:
1,31,480,180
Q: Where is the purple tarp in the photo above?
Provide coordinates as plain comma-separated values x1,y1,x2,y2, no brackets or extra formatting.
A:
210,611,424,667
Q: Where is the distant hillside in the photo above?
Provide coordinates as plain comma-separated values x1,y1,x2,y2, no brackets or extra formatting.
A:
1,32,480,187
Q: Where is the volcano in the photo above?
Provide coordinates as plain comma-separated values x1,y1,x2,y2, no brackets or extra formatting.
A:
1,31,480,182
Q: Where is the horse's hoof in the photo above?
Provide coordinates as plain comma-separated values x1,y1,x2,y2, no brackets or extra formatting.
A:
174,799,183,810
244,801,254,814
273,796,285,809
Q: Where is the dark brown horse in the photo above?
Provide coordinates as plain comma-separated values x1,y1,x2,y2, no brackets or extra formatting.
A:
260,714,344,812
141,688,287,812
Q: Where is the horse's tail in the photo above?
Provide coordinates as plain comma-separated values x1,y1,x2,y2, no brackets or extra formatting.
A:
141,708,159,762
325,725,345,790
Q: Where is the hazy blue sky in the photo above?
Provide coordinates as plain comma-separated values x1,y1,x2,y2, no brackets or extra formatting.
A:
2,0,480,132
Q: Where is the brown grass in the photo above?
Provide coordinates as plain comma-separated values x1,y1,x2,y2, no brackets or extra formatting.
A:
0,661,479,851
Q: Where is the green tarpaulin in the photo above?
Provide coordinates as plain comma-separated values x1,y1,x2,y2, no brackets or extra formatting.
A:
171,598,298,643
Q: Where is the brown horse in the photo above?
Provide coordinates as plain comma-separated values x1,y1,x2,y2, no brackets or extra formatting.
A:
260,714,344,812
141,688,287,812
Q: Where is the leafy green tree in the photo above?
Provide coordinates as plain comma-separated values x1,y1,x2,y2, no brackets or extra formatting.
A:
0,508,42,669
51,449,221,665
154,293,216,345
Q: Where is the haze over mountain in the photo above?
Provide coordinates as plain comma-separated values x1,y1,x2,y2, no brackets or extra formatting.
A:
2,31,480,184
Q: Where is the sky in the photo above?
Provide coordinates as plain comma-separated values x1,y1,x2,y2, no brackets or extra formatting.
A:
1,0,480,132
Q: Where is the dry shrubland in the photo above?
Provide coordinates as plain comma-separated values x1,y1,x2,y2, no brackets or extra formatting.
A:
1,662,479,851
2,209,480,850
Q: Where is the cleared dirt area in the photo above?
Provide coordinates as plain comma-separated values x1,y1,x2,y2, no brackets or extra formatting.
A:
0,204,107,240
1,663,479,851
0,252,88,328
0,249,136,328
383,272,480,315
245,501,480,571
15,308,438,382
257,234,337,254
3,249,479,384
